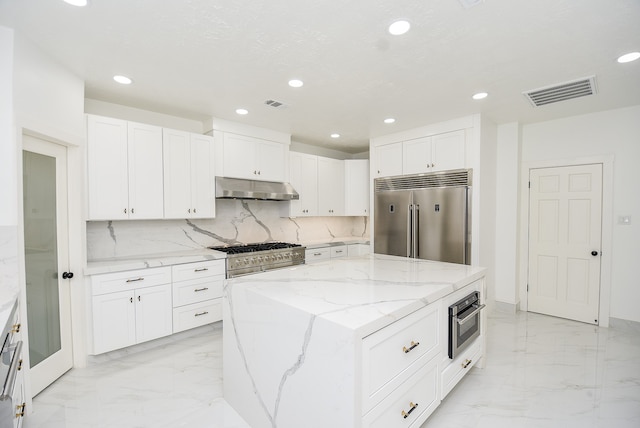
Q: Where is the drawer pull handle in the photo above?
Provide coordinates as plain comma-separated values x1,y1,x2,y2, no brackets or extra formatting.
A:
12,323,21,334
126,277,144,283
403,341,420,354
195,311,209,317
16,403,26,418
335,250,343,253
194,268,209,272
462,359,472,369
314,252,322,256
17,359,23,371
194,287,209,292
401,402,418,419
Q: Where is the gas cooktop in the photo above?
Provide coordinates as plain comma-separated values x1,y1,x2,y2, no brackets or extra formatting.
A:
209,242,305,278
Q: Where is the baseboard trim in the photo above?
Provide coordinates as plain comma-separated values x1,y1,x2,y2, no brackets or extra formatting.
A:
609,317,640,334
493,300,519,314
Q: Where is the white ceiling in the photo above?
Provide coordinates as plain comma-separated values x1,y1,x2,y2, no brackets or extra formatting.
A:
1,0,639,153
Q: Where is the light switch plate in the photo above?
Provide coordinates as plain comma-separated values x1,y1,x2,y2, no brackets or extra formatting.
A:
618,215,631,225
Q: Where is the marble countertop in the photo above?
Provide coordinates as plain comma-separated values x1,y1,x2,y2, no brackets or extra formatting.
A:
85,238,370,275
226,253,485,337
84,249,227,275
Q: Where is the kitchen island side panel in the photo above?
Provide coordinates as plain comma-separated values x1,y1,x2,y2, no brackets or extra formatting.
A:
223,280,357,428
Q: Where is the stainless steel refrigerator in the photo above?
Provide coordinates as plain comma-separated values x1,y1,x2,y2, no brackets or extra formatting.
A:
374,169,472,264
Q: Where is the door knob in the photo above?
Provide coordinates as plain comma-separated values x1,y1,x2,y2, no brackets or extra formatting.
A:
591,251,598,256
62,271,74,279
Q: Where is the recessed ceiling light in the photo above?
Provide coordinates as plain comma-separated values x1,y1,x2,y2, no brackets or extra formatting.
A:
288,79,304,88
330,133,340,139
384,118,396,124
113,75,132,85
63,0,88,6
388,20,410,36
617,52,640,63
472,92,488,100
236,108,249,115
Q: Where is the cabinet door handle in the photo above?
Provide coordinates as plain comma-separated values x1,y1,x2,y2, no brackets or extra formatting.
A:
194,287,209,292
402,340,420,353
195,311,209,317
131,208,135,214
138,295,141,302
124,208,127,214
126,277,144,283
401,402,419,419
193,208,197,213
15,403,26,418
130,297,133,303
11,323,21,334
194,268,209,272
188,208,191,213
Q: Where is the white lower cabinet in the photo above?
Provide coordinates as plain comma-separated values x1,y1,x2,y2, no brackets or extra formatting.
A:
441,337,481,399
171,260,224,333
91,266,173,354
305,247,331,263
362,357,440,428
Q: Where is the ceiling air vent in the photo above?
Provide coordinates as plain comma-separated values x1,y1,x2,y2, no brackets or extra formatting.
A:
264,99,288,109
523,76,597,107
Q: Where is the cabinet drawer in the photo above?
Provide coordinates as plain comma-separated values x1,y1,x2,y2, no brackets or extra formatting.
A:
330,245,347,258
91,267,171,296
362,356,440,428
362,304,440,412
172,260,225,282
173,299,222,333
172,276,223,307
441,337,481,399
305,248,330,263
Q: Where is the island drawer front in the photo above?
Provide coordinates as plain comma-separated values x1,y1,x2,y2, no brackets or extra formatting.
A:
362,303,440,412
305,248,330,262
362,356,440,428
172,276,224,307
441,337,481,399
173,299,222,333
91,267,171,295
172,260,225,283
330,245,347,258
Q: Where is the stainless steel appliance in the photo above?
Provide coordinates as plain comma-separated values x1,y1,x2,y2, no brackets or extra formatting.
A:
448,291,485,359
374,169,471,264
209,242,305,278
215,177,299,201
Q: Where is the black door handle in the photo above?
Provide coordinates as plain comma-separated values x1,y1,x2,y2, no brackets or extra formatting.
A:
591,251,598,256
62,271,74,279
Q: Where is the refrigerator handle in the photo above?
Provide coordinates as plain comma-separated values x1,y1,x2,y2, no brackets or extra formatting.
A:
414,204,420,258
407,204,413,257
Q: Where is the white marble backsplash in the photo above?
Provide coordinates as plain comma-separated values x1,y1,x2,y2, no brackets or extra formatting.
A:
87,199,369,261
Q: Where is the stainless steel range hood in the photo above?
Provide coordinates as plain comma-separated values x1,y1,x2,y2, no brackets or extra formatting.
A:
215,177,299,201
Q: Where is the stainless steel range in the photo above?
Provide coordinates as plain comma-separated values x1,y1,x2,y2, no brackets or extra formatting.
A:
209,242,305,278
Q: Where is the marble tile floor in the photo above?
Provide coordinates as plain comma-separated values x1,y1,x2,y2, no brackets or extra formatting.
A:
25,311,640,428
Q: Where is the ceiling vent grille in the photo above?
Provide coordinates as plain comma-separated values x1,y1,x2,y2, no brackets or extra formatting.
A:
523,76,597,107
264,99,288,109
375,169,472,192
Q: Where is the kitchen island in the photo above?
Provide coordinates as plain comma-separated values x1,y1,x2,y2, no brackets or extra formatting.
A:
223,253,486,428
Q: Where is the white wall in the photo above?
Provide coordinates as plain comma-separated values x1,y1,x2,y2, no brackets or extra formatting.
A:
0,26,16,226
494,123,521,308
520,105,640,323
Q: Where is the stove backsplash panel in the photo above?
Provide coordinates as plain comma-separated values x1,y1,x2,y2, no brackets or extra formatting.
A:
87,200,369,261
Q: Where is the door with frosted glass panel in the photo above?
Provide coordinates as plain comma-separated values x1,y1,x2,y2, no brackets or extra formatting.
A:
22,135,73,395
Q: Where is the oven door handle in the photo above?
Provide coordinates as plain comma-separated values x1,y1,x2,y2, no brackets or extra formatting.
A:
454,304,486,325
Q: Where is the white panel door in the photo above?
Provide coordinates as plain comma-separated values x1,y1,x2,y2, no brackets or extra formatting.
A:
135,284,173,344
403,136,432,175
431,130,466,172
374,142,402,178
92,290,136,354
163,128,191,218
86,115,129,220
528,164,602,324
127,122,164,219
190,134,215,218
256,139,286,182
318,157,344,216
289,152,318,217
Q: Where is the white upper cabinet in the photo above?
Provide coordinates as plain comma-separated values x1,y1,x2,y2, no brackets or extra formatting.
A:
87,115,129,220
318,157,345,216
403,136,433,175
222,133,286,182
344,159,369,216
374,142,402,178
87,115,164,220
163,129,215,219
289,152,318,217
430,130,466,172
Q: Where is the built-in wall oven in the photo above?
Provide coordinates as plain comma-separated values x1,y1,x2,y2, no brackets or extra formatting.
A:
448,291,485,359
